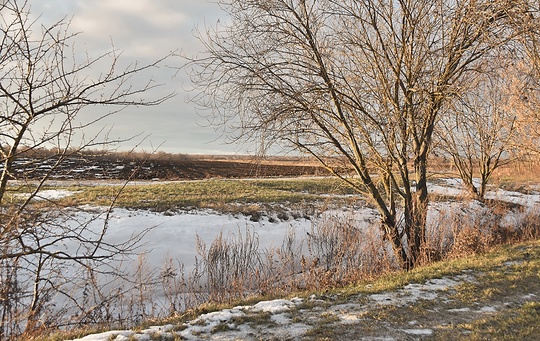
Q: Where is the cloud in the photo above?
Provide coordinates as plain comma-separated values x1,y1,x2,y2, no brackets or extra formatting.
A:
24,0,237,154
67,1,185,58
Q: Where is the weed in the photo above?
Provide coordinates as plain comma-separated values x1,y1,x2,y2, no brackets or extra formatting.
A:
230,311,273,327
211,322,233,333
318,311,341,324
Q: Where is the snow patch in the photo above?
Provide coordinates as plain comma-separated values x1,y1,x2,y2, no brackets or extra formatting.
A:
250,299,298,313
448,308,471,312
402,328,434,335
16,189,79,201
340,313,360,323
70,330,134,341
479,306,497,313
370,277,461,306
271,313,291,324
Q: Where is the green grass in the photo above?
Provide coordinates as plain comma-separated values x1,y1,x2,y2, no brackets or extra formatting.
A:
7,177,362,212
461,301,540,340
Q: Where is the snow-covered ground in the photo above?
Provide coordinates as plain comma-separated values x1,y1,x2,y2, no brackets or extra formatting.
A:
73,206,314,275
62,178,540,277
15,189,82,201
68,269,509,341
17,179,540,340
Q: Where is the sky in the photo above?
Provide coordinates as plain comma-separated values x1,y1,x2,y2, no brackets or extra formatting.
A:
26,0,246,155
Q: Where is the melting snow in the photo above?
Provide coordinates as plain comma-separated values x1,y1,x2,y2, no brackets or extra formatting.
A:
16,189,79,201
370,277,461,306
402,328,434,335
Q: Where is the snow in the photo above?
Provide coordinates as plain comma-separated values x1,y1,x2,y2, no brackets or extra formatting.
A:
271,313,292,324
428,179,540,207
66,268,477,340
175,299,305,340
448,308,471,312
402,329,434,335
250,299,296,313
24,178,540,340
87,208,312,274
15,189,79,200
71,330,134,341
369,276,464,307
479,306,497,313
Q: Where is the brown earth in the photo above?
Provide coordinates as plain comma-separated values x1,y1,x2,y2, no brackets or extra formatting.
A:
10,154,329,181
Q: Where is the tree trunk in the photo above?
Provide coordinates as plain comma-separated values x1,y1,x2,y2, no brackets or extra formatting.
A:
407,157,430,267
381,217,412,270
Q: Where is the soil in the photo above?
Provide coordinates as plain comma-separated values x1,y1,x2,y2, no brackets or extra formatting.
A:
9,155,328,181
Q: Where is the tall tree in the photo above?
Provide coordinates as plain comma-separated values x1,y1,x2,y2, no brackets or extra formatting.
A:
509,3,540,159
190,0,536,269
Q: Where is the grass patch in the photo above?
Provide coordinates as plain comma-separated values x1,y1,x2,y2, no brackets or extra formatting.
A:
310,241,540,340
230,311,274,327
461,301,540,340
344,241,535,296
211,322,234,333
10,178,362,212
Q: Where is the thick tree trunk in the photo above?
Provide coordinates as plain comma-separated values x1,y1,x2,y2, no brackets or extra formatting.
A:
406,156,430,268
409,192,428,266
381,217,412,270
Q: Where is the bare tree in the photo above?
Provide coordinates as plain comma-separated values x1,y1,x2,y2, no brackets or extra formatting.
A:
509,11,540,159
0,1,174,338
189,0,536,269
437,65,518,201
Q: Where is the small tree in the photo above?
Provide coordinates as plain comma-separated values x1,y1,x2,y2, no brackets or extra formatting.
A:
189,0,535,269
0,1,173,338
437,66,517,201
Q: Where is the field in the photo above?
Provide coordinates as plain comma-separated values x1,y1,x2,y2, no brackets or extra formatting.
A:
5,155,540,340
10,153,328,180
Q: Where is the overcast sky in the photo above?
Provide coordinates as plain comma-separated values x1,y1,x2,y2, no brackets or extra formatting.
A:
27,0,248,155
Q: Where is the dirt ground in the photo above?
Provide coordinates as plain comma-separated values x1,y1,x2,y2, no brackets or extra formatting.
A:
11,154,328,180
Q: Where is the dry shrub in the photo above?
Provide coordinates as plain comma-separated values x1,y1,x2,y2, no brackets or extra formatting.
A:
195,228,265,303
418,209,454,265
515,207,540,240
0,259,23,339
450,225,494,257
449,205,498,257
301,213,394,289
188,213,399,301
492,205,540,243
422,202,497,260
434,200,540,259
274,228,304,291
